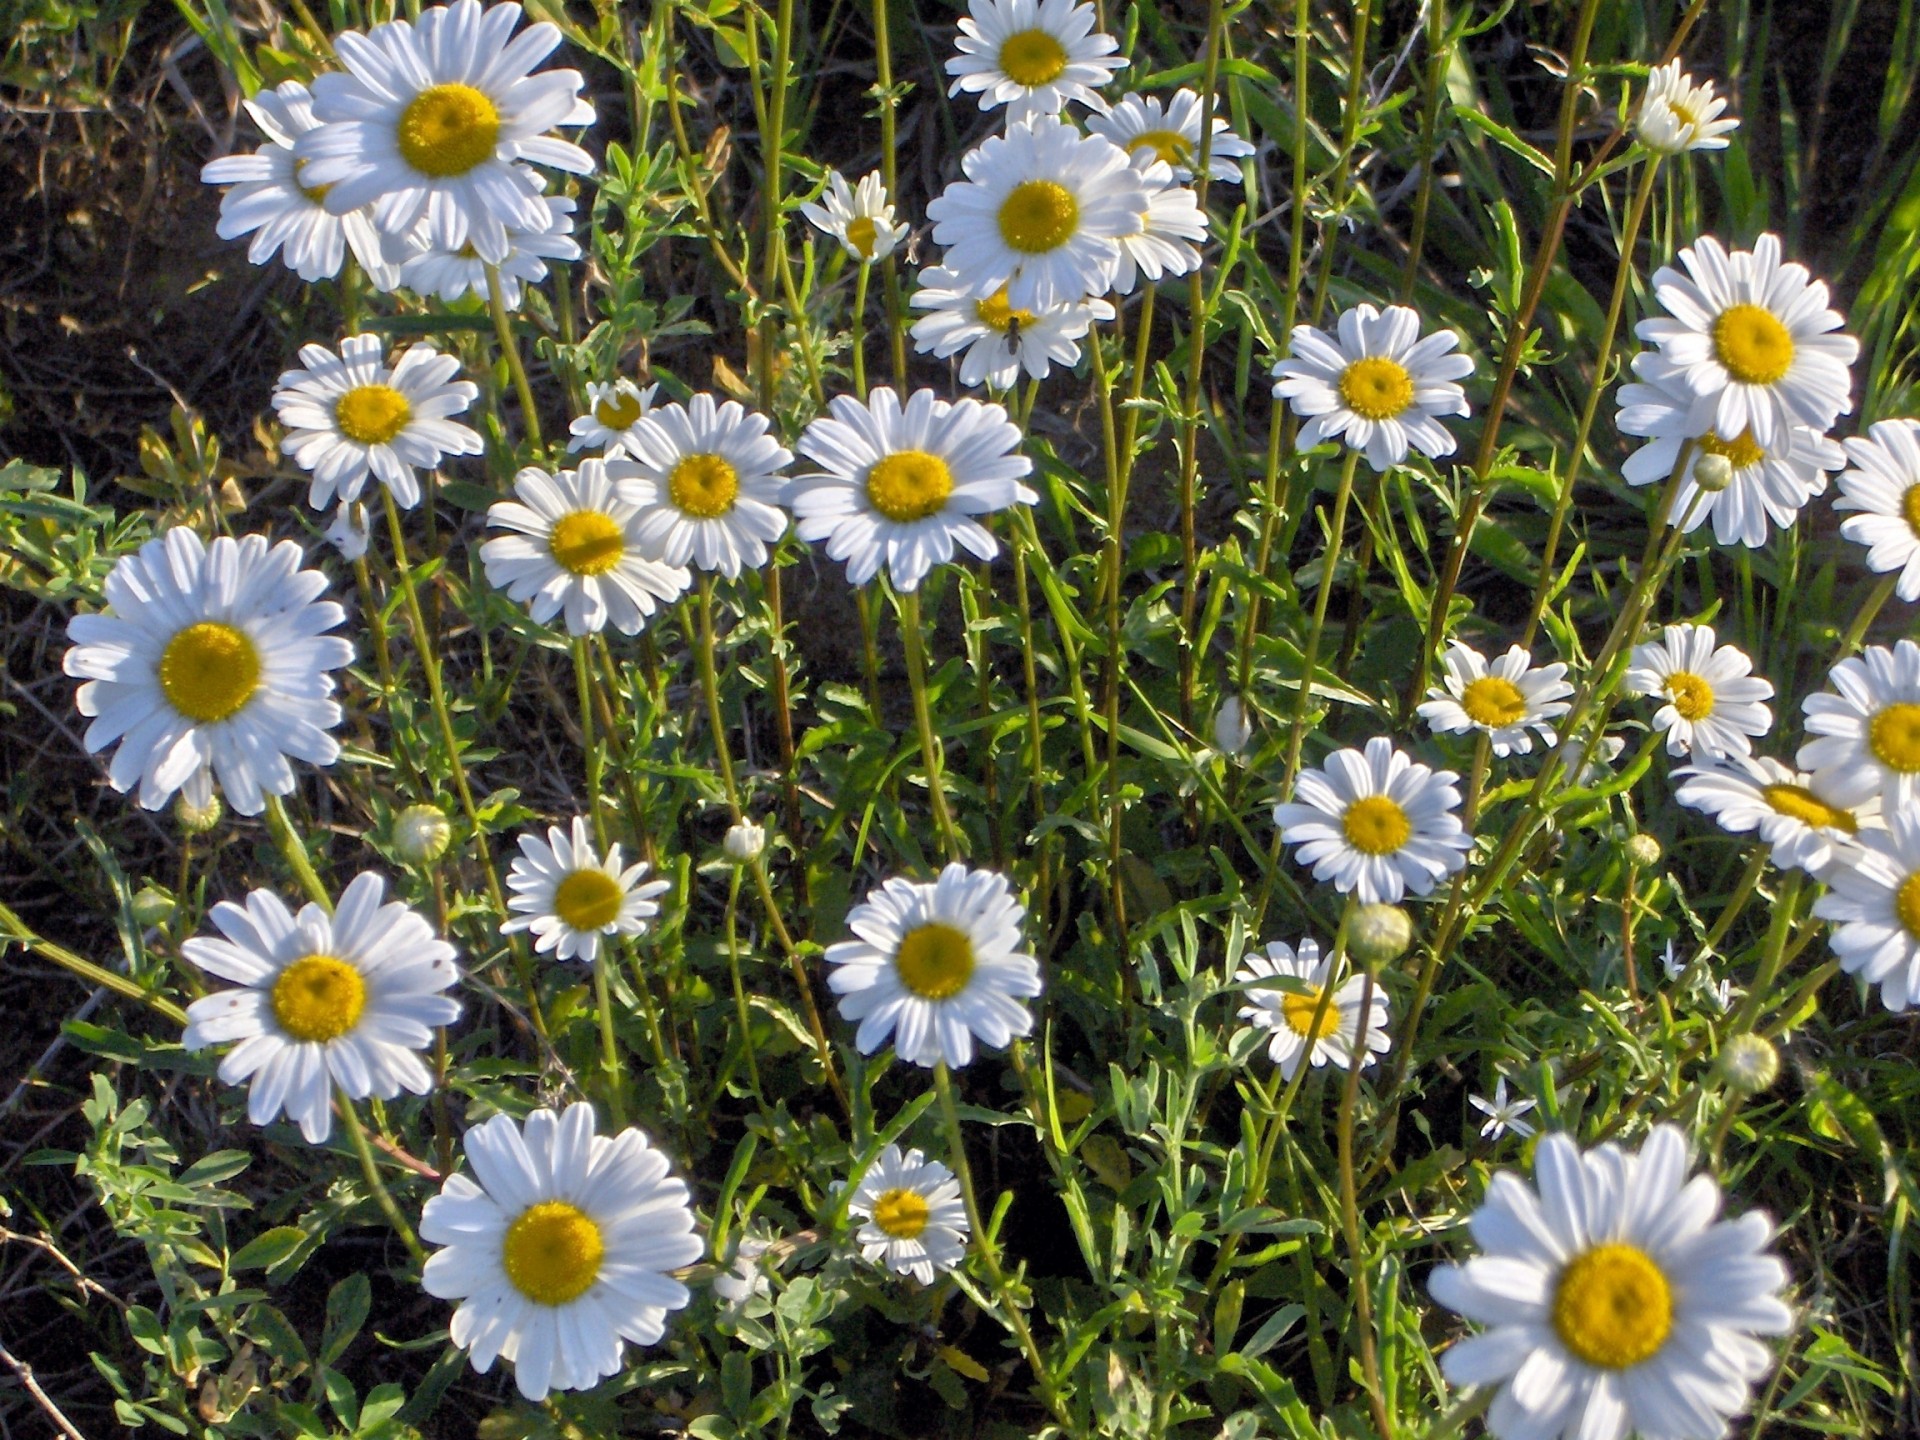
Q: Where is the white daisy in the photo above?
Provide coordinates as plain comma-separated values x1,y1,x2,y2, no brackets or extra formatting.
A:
1624,624,1774,760
823,862,1042,1069
1086,88,1256,184
1272,736,1472,904
1635,60,1739,155
609,394,793,579
1417,641,1574,757
200,80,401,289
502,817,671,963
944,0,1124,123
1271,303,1475,472
1110,160,1206,295
1835,418,1920,601
63,530,352,816
924,118,1152,311
397,193,580,308
566,379,660,458
273,333,484,512
908,265,1112,389
1635,233,1858,448
846,1145,969,1284
799,170,906,264
1233,937,1389,1080
1799,639,1920,808
1673,753,1874,876
297,0,595,265
1469,1077,1538,1142
420,1102,702,1402
1614,350,1844,548
181,872,460,1144
790,387,1037,591
712,1234,775,1308
323,502,371,562
1812,809,1920,1011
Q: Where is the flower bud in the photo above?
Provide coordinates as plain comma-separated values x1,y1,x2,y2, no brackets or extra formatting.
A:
1716,1033,1780,1094
1624,833,1662,869
393,803,453,865
130,885,175,928
724,821,766,864
174,791,223,835
1692,453,1734,493
1212,696,1252,757
1348,903,1414,965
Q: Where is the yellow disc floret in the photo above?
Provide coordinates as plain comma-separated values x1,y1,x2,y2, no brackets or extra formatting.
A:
593,391,644,430
1551,1243,1674,1371
1711,303,1795,386
894,922,976,1000
1460,675,1528,728
270,954,367,1043
1902,483,1920,541
396,83,501,178
159,621,261,724
1761,784,1855,833
870,1187,932,1239
553,868,626,932
845,216,879,258
1281,986,1338,1040
1869,701,1920,773
548,509,626,576
335,384,413,445
975,287,1038,335
1664,671,1716,721
997,28,1069,87
502,1201,606,1306
1342,795,1412,856
668,453,740,519
1697,428,1765,471
1896,873,1920,940
997,180,1079,254
1337,356,1415,421
866,450,955,522
1128,129,1192,169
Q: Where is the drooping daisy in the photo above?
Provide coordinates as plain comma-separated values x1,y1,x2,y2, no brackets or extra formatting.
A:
1635,233,1858,448
1469,1076,1537,1142
481,460,691,635
1813,809,1920,1011
1109,160,1207,295
420,1103,702,1402
1673,753,1874,876
397,193,580,308
824,862,1043,1069
1233,938,1389,1080
944,0,1124,122
846,1145,970,1284
181,872,460,1144
1635,59,1739,155
1417,641,1574,757
1429,1125,1790,1440
609,394,793,579
273,334,483,512
799,170,906,264
1271,303,1475,472
1801,640,1920,811
1087,89,1256,184
790,387,1037,591
567,379,659,458
63,530,352,815
908,266,1112,389
1272,736,1472,904
200,80,401,289
1834,418,1920,601
924,118,1152,311
1624,625,1774,760
1614,350,1844,548
502,817,671,963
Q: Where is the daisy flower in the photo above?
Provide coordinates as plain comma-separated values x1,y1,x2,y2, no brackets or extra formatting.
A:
1271,303,1475,472
824,862,1043,1070
397,193,580,308
609,394,793,579
1233,938,1389,1080
323,502,371,562
1813,809,1920,1011
273,333,483,512
1417,641,1574,757
944,0,1124,123
1469,1077,1537,1142
1834,418,1920,601
1614,350,1844,548
1428,1125,1790,1440
420,1103,702,1402
1272,736,1472,904
790,387,1036,591
1673,753,1874,876
502,817,671,963
799,170,906,264
1087,89,1256,184
924,118,1152,311
297,0,595,265
908,266,1112,390
481,460,692,635
63,530,352,816
1798,640,1920,807
712,1234,776,1309
567,379,659,458
200,80,401,289
846,1145,969,1284
1635,60,1739,155
1635,233,1858,448
1624,624,1774,760
181,872,460,1144
1110,160,1207,295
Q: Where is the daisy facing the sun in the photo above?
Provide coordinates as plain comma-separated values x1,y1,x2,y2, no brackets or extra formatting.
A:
1273,737,1472,904
1233,937,1390,1080
502,817,670,964
1418,641,1574,757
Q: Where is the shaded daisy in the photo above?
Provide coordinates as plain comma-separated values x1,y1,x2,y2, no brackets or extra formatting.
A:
944,0,1123,123
1673,753,1874,877
1798,639,1920,808
397,193,580,308
1635,60,1739,155
1624,624,1774,760
846,1145,970,1284
1110,160,1206,295
502,817,670,963
1273,737,1472,904
610,393,793,578
1417,641,1574,757
1813,809,1920,1011
1834,418,1920,601
799,170,906,264
909,266,1112,389
1087,88,1255,183
567,379,659,459
1233,937,1389,1080
1272,303,1474,471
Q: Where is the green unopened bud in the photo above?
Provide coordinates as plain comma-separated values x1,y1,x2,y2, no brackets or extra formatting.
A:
1348,903,1413,965
393,803,453,865
1692,453,1735,493
174,791,223,835
1624,833,1662,869
130,885,175,928
1717,1033,1779,1094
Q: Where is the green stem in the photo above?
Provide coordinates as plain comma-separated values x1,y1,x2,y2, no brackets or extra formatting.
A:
897,586,965,860
694,575,743,813
337,1091,426,1263
1284,448,1363,789
572,636,608,846
485,264,542,452
0,902,188,1026
592,950,629,1127
1337,964,1394,1439
263,793,331,912
851,260,871,397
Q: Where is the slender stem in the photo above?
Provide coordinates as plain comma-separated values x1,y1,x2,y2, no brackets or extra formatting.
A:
263,793,331,911
1337,965,1394,1440
592,950,629,1127
0,902,188,1026
1284,448,1363,788
572,637,608,845
851,260,871,398
486,264,542,451
1728,873,1803,1036
897,586,964,860
337,1091,426,1263
722,866,766,1111
1839,572,1900,655
1090,327,1130,938
695,575,743,812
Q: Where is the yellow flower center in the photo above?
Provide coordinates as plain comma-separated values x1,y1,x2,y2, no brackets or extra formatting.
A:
1664,671,1715,721
396,82,501,178
870,1187,932,1239
1669,99,1699,128
866,450,955,523
548,509,626,577
1128,128,1192,168
974,287,1037,335
1711,303,1795,386
1902,483,1920,541
1337,356,1415,421
1281,986,1338,1040
1896,873,1920,940
593,391,644,429
158,621,261,724
295,162,332,206
1342,795,1412,856
1697,428,1765,471
1460,674,1528,728
1869,702,1920,773
553,868,626,932
998,28,1069,87
270,954,366,1043
845,216,879,258
1552,1243,1674,1371
1761,783,1855,833
997,180,1080,255
894,921,976,1000
502,1201,605,1307
334,384,412,445
668,453,740,519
